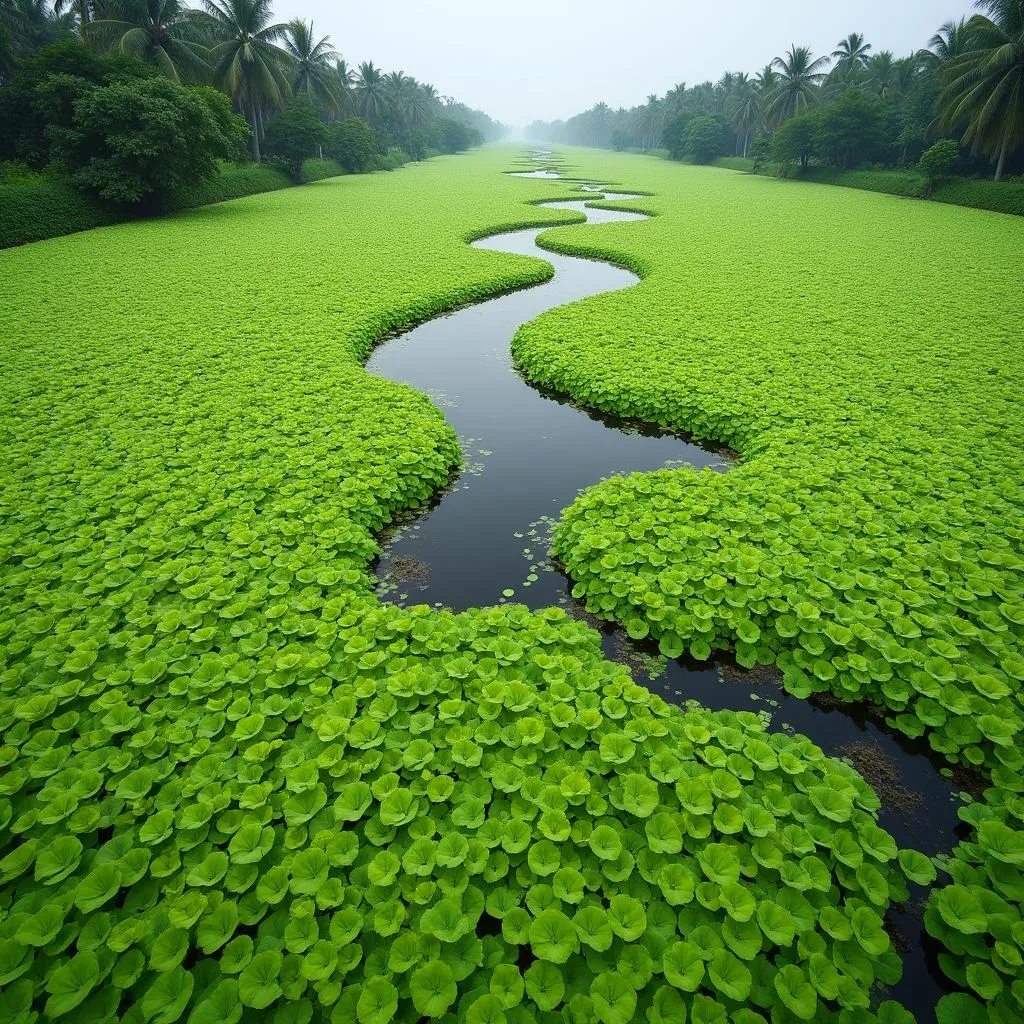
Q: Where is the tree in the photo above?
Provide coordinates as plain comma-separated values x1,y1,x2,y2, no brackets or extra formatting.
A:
262,94,323,181
87,0,208,82
725,71,759,155
611,127,629,151
832,32,872,73
436,117,474,153
354,59,383,124
926,17,971,63
918,138,960,194
749,135,771,172
772,111,817,170
194,0,291,162
2,0,75,74
866,50,898,98
661,110,692,158
763,45,829,125
48,74,247,203
0,38,151,163
326,114,376,171
937,0,1024,180
812,89,886,167
683,114,727,163
281,18,337,112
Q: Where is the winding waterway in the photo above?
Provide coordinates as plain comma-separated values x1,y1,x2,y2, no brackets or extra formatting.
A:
367,162,964,1020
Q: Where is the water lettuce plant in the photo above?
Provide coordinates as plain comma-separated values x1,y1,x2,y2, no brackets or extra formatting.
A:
507,148,1024,1020
0,142,1017,1020
0,591,921,1023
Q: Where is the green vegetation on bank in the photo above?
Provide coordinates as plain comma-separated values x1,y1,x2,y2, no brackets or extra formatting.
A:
510,148,1024,1022
0,157,346,247
706,157,1024,216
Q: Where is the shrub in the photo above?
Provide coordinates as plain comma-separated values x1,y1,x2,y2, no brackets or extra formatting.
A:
932,177,1024,217
48,76,249,206
263,99,327,185
772,114,817,172
918,139,960,196
683,115,728,164
327,116,379,173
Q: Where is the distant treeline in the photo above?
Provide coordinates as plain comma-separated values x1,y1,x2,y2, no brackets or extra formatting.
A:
527,3,1023,182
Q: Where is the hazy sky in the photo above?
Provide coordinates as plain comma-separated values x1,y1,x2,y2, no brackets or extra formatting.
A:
273,0,965,126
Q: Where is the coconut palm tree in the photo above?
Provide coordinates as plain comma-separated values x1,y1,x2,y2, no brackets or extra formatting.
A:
866,50,898,98
194,0,292,161
333,57,353,115
663,82,687,114
763,45,830,125
281,18,338,111
52,0,106,36
354,60,385,124
726,72,759,156
832,32,872,73
937,0,1024,180
3,0,74,60
927,17,973,63
754,64,777,94
88,0,209,82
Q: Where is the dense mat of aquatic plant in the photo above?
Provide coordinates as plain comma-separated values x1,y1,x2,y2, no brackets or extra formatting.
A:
925,787,1024,1023
509,148,1024,1020
510,153,1024,780
0,593,921,1022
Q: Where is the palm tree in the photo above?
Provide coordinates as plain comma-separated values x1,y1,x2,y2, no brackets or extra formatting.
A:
725,72,759,155
866,50,897,98
754,64,777,94
937,0,1024,180
764,45,830,125
88,0,209,82
281,18,338,111
641,93,662,149
3,0,74,60
354,60,385,124
927,17,972,63
194,0,292,161
333,57,353,115
663,81,687,113
52,0,101,37
831,32,871,73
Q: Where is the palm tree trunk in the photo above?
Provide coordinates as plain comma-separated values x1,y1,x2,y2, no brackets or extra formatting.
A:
743,131,749,158
249,106,261,163
994,136,1008,182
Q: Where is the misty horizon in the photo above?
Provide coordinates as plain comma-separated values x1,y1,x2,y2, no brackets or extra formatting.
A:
272,0,967,126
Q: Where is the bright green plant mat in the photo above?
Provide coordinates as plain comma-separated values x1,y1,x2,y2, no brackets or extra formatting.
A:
509,147,1024,1019
0,143,1015,1021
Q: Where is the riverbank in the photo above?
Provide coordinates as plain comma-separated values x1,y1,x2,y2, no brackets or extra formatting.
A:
710,155,1024,216
0,157,344,248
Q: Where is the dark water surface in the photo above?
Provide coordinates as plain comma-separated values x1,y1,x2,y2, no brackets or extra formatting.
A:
366,174,963,1020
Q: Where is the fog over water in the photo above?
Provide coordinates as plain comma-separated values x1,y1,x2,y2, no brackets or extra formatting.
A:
273,0,960,126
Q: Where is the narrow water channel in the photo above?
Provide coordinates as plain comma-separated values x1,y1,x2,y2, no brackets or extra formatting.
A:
366,167,963,1020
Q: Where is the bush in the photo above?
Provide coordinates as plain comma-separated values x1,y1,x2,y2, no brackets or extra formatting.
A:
263,99,327,184
327,116,379,173
772,114,817,172
0,40,155,167
0,173,114,246
918,139,961,196
682,115,727,164
931,177,1024,217
49,76,249,206
797,167,927,198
